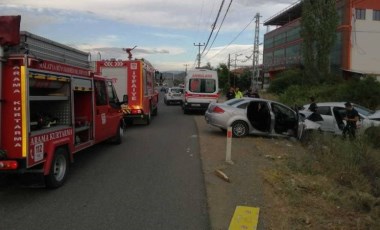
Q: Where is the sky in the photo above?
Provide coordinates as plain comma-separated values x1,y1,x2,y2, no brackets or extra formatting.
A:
0,0,296,72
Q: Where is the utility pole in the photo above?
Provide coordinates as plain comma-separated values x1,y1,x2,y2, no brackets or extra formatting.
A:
184,64,189,74
234,53,242,87
193,43,205,68
252,13,261,90
228,54,231,87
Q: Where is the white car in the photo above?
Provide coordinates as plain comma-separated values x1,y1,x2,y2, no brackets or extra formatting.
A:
300,102,380,135
164,87,184,105
205,98,320,139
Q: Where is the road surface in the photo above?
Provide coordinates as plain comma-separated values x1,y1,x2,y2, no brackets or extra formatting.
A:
0,94,210,230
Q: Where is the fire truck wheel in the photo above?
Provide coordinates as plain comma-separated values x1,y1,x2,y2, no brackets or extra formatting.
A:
45,148,69,189
112,125,123,145
152,107,158,116
145,111,151,125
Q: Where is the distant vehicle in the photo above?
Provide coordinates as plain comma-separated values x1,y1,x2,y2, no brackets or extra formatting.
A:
299,102,380,135
182,69,219,114
164,87,184,105
205,98,320,138
160,87,168,93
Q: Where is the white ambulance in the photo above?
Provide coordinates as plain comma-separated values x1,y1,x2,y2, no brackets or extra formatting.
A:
182,69,219,114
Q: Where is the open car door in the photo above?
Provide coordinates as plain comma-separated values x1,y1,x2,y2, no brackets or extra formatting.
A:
247,101,271,133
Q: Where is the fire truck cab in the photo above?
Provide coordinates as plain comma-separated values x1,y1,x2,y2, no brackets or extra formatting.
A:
0,18,125,188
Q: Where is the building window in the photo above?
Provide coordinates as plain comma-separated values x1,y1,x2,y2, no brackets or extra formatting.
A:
373,10,380,21
356,8,366,20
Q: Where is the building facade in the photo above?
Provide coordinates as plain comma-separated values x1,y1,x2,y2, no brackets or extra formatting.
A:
263,0,380,79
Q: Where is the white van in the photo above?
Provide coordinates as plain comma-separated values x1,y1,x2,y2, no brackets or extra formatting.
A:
182,69,219,114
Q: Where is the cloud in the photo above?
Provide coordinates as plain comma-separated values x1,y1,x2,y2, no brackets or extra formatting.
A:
152,33,187,39
1,0,295,30
0,0,294,71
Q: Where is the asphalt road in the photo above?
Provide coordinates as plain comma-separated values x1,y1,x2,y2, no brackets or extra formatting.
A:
0,94,210,230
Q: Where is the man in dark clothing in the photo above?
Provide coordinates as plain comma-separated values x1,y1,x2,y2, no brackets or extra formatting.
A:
306,96,323,122
342,102,359,140
308,96,317,111
226,87,235,100
245,88,260,98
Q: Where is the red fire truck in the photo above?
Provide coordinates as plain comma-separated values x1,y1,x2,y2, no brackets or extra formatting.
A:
94,58,159,125
0,16,126,188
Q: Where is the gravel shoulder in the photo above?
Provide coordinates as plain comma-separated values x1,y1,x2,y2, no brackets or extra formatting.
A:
194,115,269,229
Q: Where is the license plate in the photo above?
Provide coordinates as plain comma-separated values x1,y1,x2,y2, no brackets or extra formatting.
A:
192,104,200,107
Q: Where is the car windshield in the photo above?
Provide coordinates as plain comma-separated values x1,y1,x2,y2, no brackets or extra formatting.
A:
354,104,375,116
170,88,183,93
224,98,245,106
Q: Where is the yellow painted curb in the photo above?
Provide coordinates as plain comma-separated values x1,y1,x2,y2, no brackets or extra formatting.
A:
229,206,260,230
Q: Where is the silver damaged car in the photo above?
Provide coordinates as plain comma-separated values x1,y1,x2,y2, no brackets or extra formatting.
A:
205,98,320,138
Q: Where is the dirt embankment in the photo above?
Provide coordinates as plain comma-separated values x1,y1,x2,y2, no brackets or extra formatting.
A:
196,114,380,229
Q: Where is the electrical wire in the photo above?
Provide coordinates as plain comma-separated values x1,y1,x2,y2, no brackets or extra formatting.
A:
206,16,256,62
202,0,234,57
201,0,226,56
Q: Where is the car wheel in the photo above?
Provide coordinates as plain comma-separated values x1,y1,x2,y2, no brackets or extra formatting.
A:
45,148,69,188
182,104,188,114
231,121,248,137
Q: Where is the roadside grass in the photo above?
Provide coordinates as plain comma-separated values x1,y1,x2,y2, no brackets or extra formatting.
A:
261,133,380,229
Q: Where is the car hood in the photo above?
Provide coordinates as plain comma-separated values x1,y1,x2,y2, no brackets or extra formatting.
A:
303,119,321,130
368,110,380,120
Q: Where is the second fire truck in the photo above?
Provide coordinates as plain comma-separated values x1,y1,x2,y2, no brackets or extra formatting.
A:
94,57,159,125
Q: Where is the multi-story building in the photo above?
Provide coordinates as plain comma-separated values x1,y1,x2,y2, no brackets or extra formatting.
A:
263,0,380,79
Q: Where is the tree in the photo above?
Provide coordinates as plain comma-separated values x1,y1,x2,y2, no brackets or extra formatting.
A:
300,0,338,84
201,62,213,70
216,63,230,92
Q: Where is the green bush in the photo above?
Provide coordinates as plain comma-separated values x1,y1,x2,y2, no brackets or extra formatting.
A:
365,126,380,149
276,76,380,110
335,77,380,110
268,69,304,94
278,84,338,108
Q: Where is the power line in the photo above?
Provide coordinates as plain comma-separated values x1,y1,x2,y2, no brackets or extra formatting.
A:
201,0,226,56
203,0,234,57
206,16,256,62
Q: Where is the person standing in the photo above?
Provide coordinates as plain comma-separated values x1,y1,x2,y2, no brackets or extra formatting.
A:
342,102,359,140
226,87,235,100
308,96,317,111
234,87,243,99
245,88,260,98
251,89,260,98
